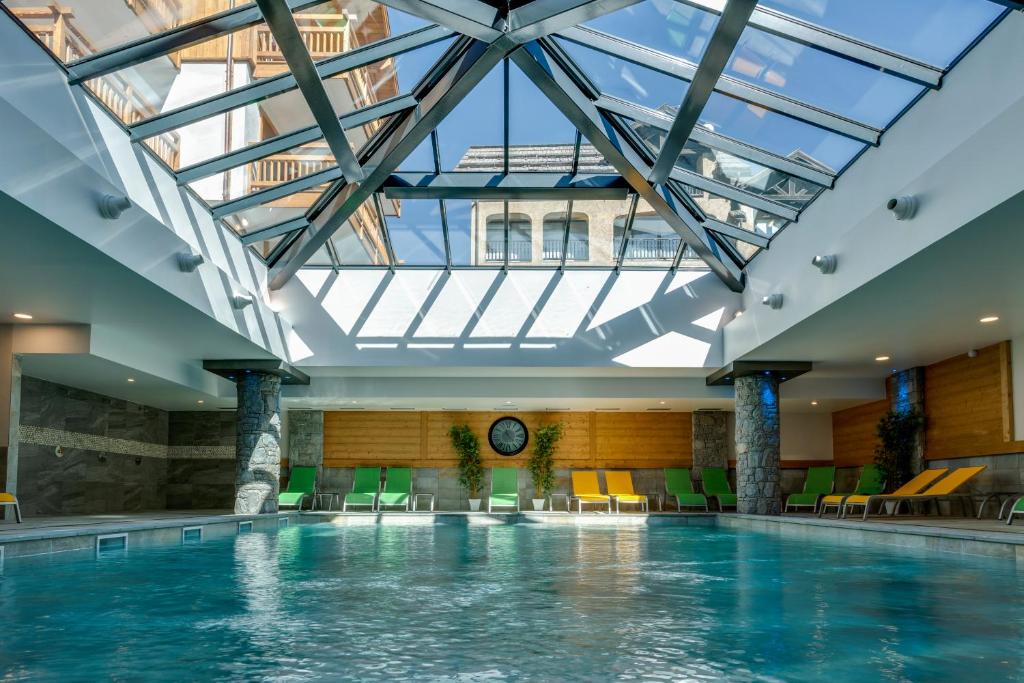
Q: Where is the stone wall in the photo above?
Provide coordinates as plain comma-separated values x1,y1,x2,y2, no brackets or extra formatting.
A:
692,411,728,476
16,376,169,515
166,411,235,510
287,410,323,470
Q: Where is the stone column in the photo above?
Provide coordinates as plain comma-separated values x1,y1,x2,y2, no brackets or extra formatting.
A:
235,372,282,514
692,410,728,478
890,367,925,475
734,374,781,515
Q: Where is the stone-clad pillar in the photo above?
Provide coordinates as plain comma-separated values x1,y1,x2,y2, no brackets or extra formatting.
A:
734,374,781,515
890,367,925,475
235,372,282,514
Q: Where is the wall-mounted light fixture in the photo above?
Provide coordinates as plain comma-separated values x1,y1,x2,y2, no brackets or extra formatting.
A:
98,194,132,220
177,251,205,272
761,293,783,310
231,293,255,310
811,254,838,274
886,195,917,221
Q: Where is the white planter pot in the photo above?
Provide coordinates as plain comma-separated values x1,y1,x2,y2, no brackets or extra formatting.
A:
468,499,482,511
532,498,546,511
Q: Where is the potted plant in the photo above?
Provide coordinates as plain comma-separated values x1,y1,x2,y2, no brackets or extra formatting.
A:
450,424,484,511
874,408,925,511
526,422,564,511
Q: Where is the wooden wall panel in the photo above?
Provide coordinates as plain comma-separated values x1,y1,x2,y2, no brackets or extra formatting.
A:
593,413,691,468
323,411,693,469
832,399,888,467
925,341,1024,459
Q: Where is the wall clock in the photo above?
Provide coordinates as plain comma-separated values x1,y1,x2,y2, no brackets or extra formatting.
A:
488,416,529,456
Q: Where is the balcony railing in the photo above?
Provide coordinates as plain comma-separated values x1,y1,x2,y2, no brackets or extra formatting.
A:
614,236,681,261
256,14,352,70
542,239,590,262
485,240,532,262
249,144,335,195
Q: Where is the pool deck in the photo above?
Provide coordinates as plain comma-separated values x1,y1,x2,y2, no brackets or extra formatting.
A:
1,510,1022,565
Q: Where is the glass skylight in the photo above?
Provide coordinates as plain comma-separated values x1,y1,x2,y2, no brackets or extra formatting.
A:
4,0,1008,283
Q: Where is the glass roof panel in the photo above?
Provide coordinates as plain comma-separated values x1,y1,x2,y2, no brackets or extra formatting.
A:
437,62,504,171
626,116,826,210
334,197,390,265
699,92,863,173
562,197,634,268
77,2,430,129
249,234,287,263
758,0,1004,67
619,211,685,267
556,38,689,111
141,88,314,171
444,199,473,266
711,232,760,264
386,197,446,266
725,26,925,129
221,204,305,236
194,139,335,205
679,181,788,237
2,0,255,62
507,63,578,172
582,0,720,63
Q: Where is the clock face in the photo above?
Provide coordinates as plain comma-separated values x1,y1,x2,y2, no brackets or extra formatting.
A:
488,417,529,456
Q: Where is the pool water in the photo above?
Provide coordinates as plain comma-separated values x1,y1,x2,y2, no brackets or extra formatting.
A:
1,524,1022,681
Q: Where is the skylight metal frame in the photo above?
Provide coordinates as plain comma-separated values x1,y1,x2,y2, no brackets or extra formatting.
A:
7,0,1010,287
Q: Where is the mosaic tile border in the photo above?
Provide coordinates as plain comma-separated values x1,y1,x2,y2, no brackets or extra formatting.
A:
18,425,234,460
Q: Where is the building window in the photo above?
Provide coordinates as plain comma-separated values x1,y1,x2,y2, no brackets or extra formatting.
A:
485,213,532,262
613,214,680,261
542,213,589,261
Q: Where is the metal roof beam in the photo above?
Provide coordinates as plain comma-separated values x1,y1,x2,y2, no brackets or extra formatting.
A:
512,38,744,292
675,0,944,86
380,172,630,200
650,0,756,184
558,25,881,144
269,36,514,289
129,25,453,141
255,0,363,182
67,0,322,83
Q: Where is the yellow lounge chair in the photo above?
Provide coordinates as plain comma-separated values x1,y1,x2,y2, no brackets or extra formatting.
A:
604,471,649,513
841,468,948,519
0,492,22,523
879,465,987,518
570,471,611,514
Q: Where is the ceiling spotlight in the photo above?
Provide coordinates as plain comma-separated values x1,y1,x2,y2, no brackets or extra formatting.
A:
979,316,999,324
231,293,255,310
13,313,32,320
875,356,890,362
127,378,135,383
811,401,818,406
659,401,666,405
177,251,205,272
886,195,917,221
761,293,783,310
811,254,838,274
197,400,205,404
98,194,132,220
734,310,743,317
967,349,978,359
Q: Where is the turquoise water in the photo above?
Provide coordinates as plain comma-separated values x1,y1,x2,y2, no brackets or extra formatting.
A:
1,523,1022,681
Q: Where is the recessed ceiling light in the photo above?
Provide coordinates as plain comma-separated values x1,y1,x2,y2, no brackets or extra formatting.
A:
13,313,32,320
197,400,204,404
127,378,135,383
875,356,890,362
811,401,818,406
979,316,999,323
659,401,666,405
504,400,514,405
351,400,358,404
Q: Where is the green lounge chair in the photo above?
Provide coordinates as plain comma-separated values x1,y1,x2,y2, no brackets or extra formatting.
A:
784,466,835,513
488,467,520,512
377,467,412,511
343,467,381,512
664,468,708,512
701,467,737,511
817,464,884,518
278,466,316,510
1005,496,1024,526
